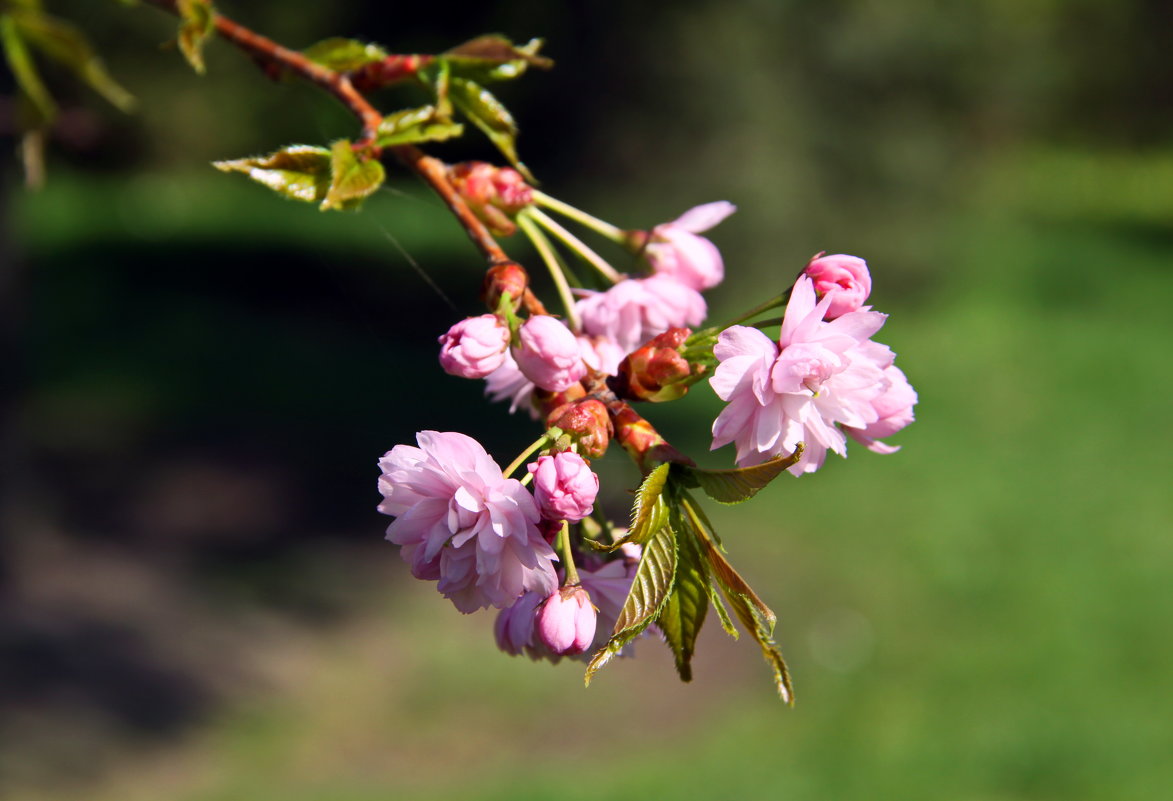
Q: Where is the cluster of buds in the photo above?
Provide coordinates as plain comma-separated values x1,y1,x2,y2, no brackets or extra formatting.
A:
448,162,534,236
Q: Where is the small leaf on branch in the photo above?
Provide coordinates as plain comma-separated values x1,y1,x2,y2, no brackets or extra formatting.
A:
674,444,804,505
1,13,57,125
374,104,463,148
12,9,135,112
444,35,552,82
302,36,388,72
657,516,709,682
321,139,385,211
447,75,532,181
176,0,214,75
687,494,794,703
607,462,670,551
213,145,332,204
585,521,677,684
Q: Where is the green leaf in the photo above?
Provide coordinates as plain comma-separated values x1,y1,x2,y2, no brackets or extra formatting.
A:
213,145,332,203
176,0,214,75
1,13,56,124
447,75,532,180
12,9,134,112
302,36,387,72
373,104,464,148
585,521,677,685
675,444,805,505
444,34,552,83
657,517,709,682
606,462,670,551
321,139,385,211
689,498,794,703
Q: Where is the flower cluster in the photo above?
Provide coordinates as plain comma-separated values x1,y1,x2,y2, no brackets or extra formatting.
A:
378,173,916,699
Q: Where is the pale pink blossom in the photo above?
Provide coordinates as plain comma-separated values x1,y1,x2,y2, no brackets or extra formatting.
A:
845,365,917,453
577,333,625,376
536,585,597,655
804,254,872,319
513,315,587,392
484,350,538,419
494,589,543,656
645,201,736,290
710,276,912,474
378,431,557,612
528,451,599,523
438,314,510,379
576,275,706,354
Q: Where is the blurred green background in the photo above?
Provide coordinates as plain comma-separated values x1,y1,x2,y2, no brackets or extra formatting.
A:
2,1,1171,799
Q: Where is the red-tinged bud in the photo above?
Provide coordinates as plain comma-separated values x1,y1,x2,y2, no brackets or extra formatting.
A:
448,162,534,236
481,261,529,312
533,378,587,420
612,327,696,402
350,54,435,91
538,518,563,545
547,399,611,459
609,401,693,472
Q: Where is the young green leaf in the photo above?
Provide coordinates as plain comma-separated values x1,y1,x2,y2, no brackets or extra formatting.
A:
444,34,552,83
605,462,670,551
321,139,385,212
373,105,463,148
302,37,387,72
657,516,710,682
675,444,804,505
1,13,57,124
585,521,677,685
213,145,332,204
12,9,134,112
448,76,532,180
176,0,214,75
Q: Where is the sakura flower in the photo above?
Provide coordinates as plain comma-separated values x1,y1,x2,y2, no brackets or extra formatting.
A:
438,314,510,379
645,201,736,290
528,451,599,523
513,315,587,392
710,275,913,474
536,585,597,655
577,275,706,354
845,365,917,454
378,431,557,612
494,589,543,656
803,253,872,319
484,350,539,419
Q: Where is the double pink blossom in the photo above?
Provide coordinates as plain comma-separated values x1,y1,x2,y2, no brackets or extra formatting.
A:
644,201,736,290
378,431,557,612
803,254,872,319
484,350,539,419
438,314,510,379
709,275,914,474
577,275,706,354
528,451,599,523
513,315,587,392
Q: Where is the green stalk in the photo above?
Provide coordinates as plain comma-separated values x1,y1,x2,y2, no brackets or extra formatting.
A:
531,189,627,244
518,211,582,331
528,207,624,284
557,521,581,586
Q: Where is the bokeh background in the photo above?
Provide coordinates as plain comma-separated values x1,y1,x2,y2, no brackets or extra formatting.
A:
2,1,1171,799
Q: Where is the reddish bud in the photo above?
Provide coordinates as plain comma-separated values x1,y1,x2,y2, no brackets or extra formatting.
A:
612,327,696,402
547,399,612,459
481,261,529,311
448,161,533,236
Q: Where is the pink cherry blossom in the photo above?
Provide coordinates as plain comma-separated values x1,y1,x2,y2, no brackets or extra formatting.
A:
483,350,539,419
576,275,706,354
577,333,625,376
710,275,913,474
493,589,543,656
378,431,557,612
803,253,872,319
536,585,597,655
645,201,736,290
528,451,599,523
845,365,917,453
513,315,587,392
438,314,510,379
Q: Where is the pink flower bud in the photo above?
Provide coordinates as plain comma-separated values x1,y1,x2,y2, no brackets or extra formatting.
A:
644,201,736,290
536,585,597,656
528,451,599,522
803,253,871,320
513,315,587,392
438,314,510,379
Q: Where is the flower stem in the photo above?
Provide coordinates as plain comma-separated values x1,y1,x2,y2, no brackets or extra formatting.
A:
502,432,554,480
531,190,627,244
527,207,624,285
717,288,793,331
557,521,581,585
518,212,582,332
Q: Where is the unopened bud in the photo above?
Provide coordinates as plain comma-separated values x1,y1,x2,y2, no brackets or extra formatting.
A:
528,451,599,523
613,327,695,402
547,399,611,459
481,261,529,312
514,316,587,393
803,253,871,319
448,162,533,236
536,585,597,656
